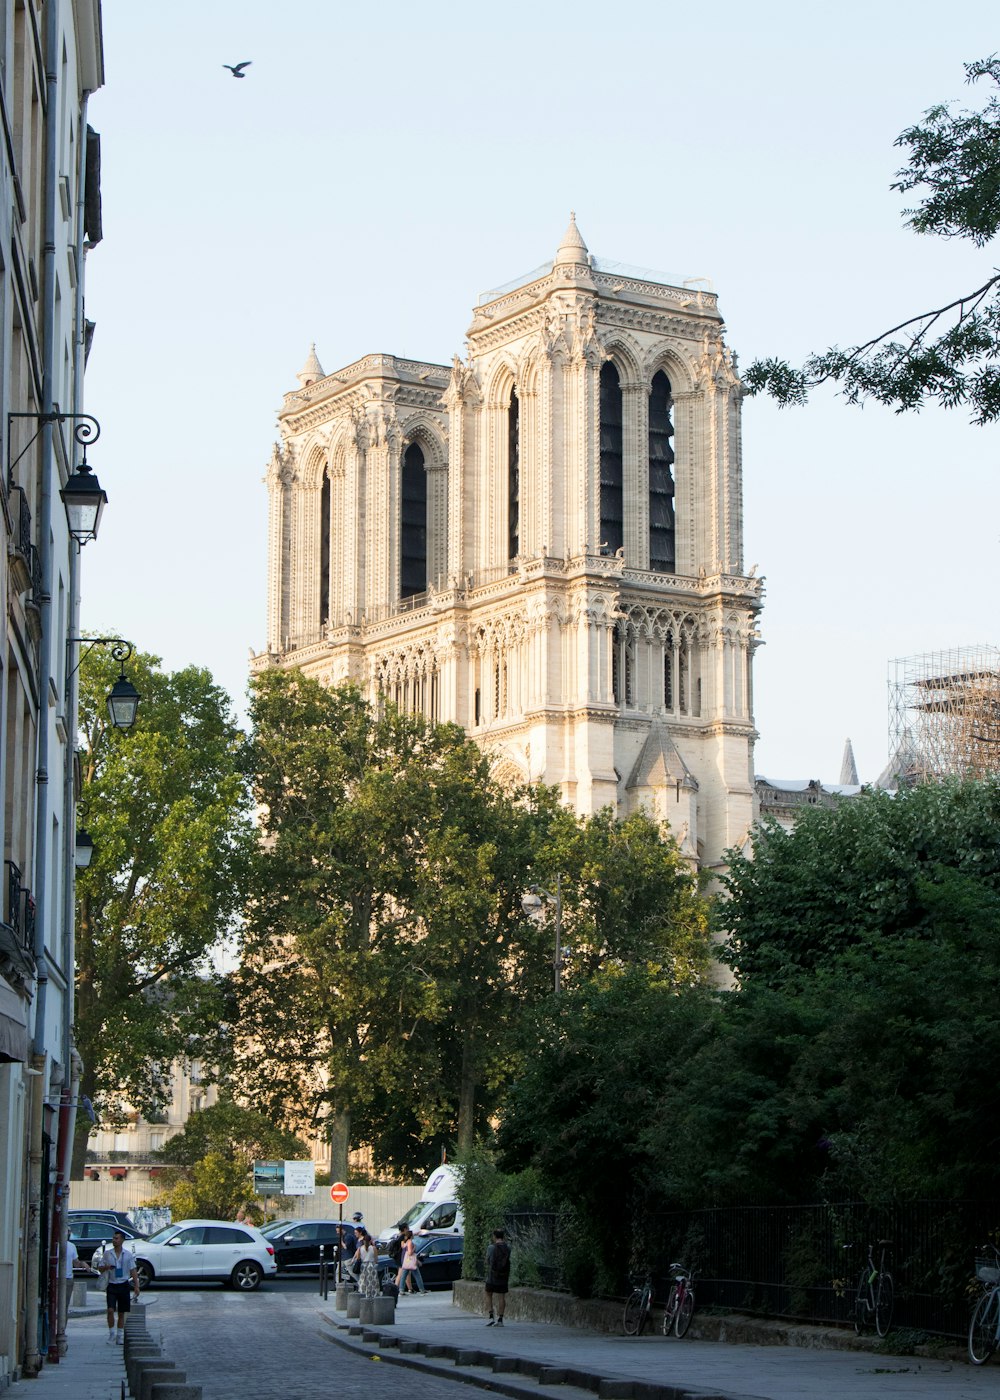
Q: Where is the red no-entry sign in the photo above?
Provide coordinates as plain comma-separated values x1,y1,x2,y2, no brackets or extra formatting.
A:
330,1181,349,1204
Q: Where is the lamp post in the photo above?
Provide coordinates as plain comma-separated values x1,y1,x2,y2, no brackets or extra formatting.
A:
521,873,564,994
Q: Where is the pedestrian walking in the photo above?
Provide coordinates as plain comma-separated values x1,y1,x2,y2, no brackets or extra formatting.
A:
485,1228,511,1326
355,1230,380,1298
95,1229,141,1345
395,1227,420,1296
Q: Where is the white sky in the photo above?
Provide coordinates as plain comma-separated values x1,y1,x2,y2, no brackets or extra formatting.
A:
81,0,999,786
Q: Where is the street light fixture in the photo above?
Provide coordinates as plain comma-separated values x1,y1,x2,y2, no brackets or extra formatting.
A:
8,410,107,545
67,638,141,731
74,830,94,868
521,874,565,994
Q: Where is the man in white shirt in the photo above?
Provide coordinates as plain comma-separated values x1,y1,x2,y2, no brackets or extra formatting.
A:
95,1230,141,1345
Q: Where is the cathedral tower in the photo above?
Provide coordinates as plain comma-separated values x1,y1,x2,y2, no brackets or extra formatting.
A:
255,220,763,871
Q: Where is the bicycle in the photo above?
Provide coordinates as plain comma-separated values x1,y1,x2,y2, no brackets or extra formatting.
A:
661,1262,695,1338
968,1244,1000,1365
846,1240,893,1337
622,1273,653,1336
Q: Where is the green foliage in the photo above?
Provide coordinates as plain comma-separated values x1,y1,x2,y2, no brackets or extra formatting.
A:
499,970,720,1288
74,641,252,1168
746,57,1000,423
720,781,1000,985
237,672,549,1174
454,1146,552,1289
153,1100,310,1223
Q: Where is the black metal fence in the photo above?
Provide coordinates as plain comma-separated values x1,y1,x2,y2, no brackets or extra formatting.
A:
648,1200,1000,1338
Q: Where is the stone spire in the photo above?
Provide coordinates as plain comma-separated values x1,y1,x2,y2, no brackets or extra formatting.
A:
554,211,589,267
297,343,325,387
839,737,859,786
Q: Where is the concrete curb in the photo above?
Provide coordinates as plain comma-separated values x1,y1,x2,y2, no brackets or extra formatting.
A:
317,1309,756,1400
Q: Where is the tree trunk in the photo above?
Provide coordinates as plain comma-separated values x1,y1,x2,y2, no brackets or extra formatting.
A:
456,1026,476,1155
329,1107,351,1181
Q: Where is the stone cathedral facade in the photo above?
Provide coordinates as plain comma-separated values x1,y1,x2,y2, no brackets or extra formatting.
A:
254,218,763,872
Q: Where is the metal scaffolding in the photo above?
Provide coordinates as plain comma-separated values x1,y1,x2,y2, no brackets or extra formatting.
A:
888,646,1000,785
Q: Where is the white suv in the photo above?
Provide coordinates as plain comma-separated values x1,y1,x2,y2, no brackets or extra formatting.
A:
133,1219,277,1292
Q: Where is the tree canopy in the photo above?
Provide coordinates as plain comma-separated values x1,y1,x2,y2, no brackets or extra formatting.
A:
746,57,1000,423
237,669,713,1178
74,642,252,1173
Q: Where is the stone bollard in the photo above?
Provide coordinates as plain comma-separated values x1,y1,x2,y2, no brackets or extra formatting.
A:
149,1387,201,1400
127,1354,169,1394
359,1296,395,1326
334,1283,351,1311
70,1279,88,1306
139,1368,185,1400
345,1291,362,1318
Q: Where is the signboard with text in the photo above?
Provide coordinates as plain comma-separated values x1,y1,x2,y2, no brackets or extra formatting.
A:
283,1160,316,1196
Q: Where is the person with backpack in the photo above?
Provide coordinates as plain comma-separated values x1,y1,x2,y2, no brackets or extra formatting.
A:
484,1228,511,1326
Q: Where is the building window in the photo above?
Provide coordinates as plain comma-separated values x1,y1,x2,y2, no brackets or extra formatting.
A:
319,472,330,625
599,362,623,556
400,442,427,598
508,390,520,560
663,631,674,711
612,622,635,708
648,370,675,573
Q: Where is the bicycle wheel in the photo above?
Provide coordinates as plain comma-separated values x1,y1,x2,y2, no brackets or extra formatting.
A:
969,1288,999,1365
675,1288,695,1338
874,1272,894,1338
662,1285,678,1336
623,1288,644,1335
636,1286,651,1336
853,1272,869,1335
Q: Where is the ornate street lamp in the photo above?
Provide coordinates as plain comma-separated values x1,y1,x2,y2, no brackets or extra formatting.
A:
68,638,141,731
8,410,107,544
74,830,94,868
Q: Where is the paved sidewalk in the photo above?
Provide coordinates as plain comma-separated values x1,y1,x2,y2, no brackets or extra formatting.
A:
317,1291,999,1400
6,1291,140,1400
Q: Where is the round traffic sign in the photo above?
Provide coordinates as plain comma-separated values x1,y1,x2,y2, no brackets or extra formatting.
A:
329,1181,349,1204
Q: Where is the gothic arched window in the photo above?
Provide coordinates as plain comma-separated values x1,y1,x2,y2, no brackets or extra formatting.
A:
508,389,520,560
319,471,330,626
400,441,427,598
648,370,675,573
600,362,623,555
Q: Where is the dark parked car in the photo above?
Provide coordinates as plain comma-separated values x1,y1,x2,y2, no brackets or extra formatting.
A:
268,1220,358,1275
68,1216,146,1265
68,1209,137,1232
378,1233,464,1290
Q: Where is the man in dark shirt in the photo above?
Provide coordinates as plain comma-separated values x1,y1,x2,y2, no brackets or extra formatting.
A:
484,1228,511,1326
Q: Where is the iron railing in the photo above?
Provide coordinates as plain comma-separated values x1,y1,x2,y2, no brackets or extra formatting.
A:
647,1200,1000,1339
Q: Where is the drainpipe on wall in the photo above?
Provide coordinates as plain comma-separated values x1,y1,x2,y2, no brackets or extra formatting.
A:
22,0,61,1374
52,83,92,1360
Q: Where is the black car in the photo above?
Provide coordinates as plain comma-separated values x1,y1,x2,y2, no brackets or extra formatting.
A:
68,1216,146,1265
378,1234,464,1290
268,1219,358,1275
68,1208,137,1232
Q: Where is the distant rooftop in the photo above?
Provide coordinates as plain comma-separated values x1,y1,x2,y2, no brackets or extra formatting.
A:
478,257,714,306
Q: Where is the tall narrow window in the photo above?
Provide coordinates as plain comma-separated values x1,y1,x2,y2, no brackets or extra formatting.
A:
648,370,675,572
400,442,427,597
508,390,520,560
600,362,624,555
319,472,330,626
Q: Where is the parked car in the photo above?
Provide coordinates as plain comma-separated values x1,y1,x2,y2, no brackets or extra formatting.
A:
67,1209,137,1233
268,1219,358,1274
67,1217,147,1265
133,1219,277,1291
377,1233,464,1290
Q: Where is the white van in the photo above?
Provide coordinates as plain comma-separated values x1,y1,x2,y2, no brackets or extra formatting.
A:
378,1164,463,1243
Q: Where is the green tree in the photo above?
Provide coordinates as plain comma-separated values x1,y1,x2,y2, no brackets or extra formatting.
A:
534,807,711,990
237,671,547,1177
74,643,252,1174
746,57,1000,423
720,779,1000,985
155,1100,310,1222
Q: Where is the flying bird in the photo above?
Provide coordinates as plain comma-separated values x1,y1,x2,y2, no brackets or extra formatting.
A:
223,61,252,78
